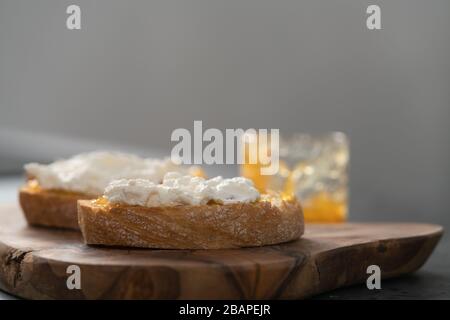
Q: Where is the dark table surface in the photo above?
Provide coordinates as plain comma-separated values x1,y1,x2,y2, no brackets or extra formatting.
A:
0,176,448,300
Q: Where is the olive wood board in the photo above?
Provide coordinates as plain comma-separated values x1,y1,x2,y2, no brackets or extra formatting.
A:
0,204,443,299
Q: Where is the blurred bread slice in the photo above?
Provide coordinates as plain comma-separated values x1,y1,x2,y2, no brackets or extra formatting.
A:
19,180,91,230
19,164,206,230
78,195,304,249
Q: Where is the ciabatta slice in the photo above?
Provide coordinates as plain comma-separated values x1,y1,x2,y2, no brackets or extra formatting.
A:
78,196,304,249
19,182,91,230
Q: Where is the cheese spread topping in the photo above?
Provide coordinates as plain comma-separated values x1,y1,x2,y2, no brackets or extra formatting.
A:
104,172,260,207
25,151,190,196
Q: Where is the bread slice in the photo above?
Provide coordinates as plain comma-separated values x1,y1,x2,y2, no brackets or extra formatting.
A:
78,196,304,249
19,181,92,230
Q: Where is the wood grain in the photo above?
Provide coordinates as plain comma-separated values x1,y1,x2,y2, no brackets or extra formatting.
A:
0,204,443,299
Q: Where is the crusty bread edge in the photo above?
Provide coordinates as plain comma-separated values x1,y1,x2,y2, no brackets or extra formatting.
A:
19,185,90,230
78,198,304,249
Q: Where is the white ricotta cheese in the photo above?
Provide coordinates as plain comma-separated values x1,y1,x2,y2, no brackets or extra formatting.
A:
104,172,260,207
25,151,190,196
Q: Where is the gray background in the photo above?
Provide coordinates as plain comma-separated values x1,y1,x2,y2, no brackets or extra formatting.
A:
1,1,449,224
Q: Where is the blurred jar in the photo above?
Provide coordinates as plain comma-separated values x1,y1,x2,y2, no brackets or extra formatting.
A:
240,132,349,223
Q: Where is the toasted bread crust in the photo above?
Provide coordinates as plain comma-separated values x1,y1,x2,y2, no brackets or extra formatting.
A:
78,198,304,249
19,185,90,230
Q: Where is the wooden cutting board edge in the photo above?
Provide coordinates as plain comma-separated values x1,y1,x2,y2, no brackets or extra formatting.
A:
0,204,444,299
